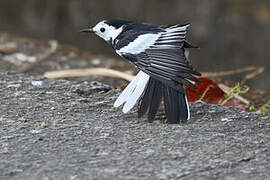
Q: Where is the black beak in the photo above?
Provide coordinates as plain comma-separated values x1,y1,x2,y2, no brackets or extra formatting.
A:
79,28,94,33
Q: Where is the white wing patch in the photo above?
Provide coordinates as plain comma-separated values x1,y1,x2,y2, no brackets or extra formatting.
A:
117,34,160,55
114,71,150,113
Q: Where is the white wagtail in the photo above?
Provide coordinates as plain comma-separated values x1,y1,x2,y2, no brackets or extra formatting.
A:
81,19,201,123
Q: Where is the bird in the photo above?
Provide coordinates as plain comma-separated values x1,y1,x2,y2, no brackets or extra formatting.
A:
81,19,201,123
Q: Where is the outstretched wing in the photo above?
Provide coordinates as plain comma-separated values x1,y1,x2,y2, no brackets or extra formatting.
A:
117,24,200,92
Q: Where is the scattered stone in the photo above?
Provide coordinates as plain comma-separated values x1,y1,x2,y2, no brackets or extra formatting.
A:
91,58,101,65
40,122,47,128
6,83,21,88
31,80,43,86
30,129,41,134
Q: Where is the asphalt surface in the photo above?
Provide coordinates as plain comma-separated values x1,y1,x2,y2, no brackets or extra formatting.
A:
0,72,269,180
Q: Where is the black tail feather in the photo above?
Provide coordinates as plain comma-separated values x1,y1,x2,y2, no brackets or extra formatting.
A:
138,78,162,122
163,85,173,122
138,78,154,118
139,78,189,123
184,41,198,49
163,84,189,123
147,80,162,122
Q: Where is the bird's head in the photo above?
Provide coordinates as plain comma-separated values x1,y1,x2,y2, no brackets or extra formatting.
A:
81,19,130,43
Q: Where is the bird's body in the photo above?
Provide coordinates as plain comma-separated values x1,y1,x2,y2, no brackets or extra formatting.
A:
82,19,201,123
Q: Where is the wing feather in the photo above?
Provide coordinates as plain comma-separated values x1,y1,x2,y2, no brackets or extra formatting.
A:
118,23,200,91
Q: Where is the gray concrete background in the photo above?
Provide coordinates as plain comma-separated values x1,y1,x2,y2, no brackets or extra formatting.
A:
0,72,270,179
0,0,269,91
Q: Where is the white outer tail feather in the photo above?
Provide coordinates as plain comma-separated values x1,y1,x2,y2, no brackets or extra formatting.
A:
185,95,190,120
114,71,150,113
113,72,141,107
184,46,190,120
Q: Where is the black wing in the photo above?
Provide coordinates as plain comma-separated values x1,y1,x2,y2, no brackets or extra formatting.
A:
113,22,165,50
121,24,201,92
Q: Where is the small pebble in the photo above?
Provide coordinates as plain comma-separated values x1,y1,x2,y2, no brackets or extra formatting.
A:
144,138,152,143
91,58,101,65
40,122,47,128
7,84,21,88
31,80,43,86
221,118,233,122
30,129,41,134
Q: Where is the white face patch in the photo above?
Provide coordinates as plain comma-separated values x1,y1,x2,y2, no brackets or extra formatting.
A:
92,21,123,42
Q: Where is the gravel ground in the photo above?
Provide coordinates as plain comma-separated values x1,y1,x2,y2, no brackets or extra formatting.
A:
0,72,269,180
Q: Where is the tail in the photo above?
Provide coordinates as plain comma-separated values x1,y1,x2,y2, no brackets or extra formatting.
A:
114,71,190,123
162,84,190,123
138,78,163,122
138,77,190,123
114,71,150,113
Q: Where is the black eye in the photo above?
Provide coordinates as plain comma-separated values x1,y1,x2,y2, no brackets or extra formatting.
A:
100,27,105,32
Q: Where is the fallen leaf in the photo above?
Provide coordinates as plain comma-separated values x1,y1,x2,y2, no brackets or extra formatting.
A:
186,77,224,103
186,77,248,110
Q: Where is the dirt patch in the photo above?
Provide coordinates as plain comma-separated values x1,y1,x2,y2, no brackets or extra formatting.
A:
0,72,269,179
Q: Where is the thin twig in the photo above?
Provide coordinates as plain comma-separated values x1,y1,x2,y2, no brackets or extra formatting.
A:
218,84,250,105
44,66,260,106
18,40,58,72
201,66,264,79
44,68,135,82
0,44,17,54
199,85,213,101
219,84,239,106
241,67,265,84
